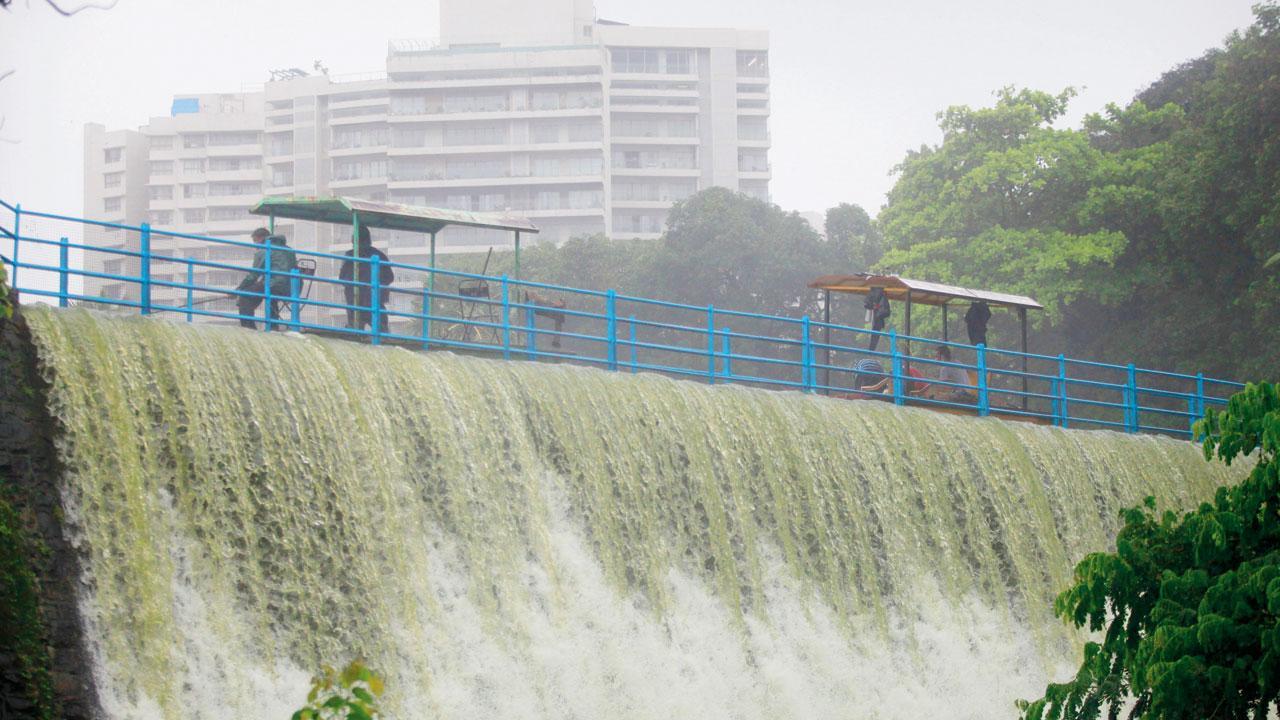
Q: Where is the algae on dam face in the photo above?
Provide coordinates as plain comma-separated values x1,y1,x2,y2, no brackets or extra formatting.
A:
22,307,1244,719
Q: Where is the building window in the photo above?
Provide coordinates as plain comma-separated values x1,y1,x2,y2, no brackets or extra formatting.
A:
148,210,173,226
443,92,508,114
104,147,123,163
209,207,248,221
208,131,259,146
149,160,174,176
149,135,174,150
209,157,262,172
390,95,429,116
207,182,260,197
148,185,173,201
182,208,206,224
392,128,427,148
183,183,205,199
182,134,206,149
270,167,294,188
332,127,389,149
738,149,769,172
444,123,506,147
332,159,387,182
666,50,692,74
182,158,206,174
103,196,122,211
103,172,123,188
612,48,659,74
737,51,769,77
738,117,768,141
444,158,507,180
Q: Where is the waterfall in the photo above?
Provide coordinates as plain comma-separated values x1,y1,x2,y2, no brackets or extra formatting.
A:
23,307,1243,719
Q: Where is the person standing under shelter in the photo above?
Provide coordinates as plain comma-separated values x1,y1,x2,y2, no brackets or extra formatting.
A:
235,228,297,330
339,226,395,334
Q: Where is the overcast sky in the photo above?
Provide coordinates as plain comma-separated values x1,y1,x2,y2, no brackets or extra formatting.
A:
0,0,1260,220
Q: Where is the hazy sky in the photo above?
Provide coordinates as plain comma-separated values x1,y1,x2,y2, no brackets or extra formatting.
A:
0,0,1260,220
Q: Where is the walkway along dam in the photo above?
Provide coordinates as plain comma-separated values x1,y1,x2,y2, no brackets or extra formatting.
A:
1,306,1246,719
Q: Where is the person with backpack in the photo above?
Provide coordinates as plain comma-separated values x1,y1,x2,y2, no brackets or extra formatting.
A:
235,228,298,330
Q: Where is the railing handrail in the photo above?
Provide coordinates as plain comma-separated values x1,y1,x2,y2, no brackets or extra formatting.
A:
0,199,1244,441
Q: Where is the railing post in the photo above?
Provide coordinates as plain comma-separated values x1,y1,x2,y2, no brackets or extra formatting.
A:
501,275,511,360
721,327,732,380
976,343,989,416
1126,363,1138,433
629,315,638,373
185,263,194,322
57,236,69,307
264,240,274,332
890,329,903,405
802,316,814,393
10,203,19,288
369,254,381,345
421,281,431,350
525,299,536,359
606,290,618,371
1057,354,1069,428
707,305,716,384
139,222,152,316
1193,372,1206,440
289,273,301,329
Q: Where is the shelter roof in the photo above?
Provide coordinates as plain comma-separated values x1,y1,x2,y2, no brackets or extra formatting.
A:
808,273,1042,311
250,196,539,235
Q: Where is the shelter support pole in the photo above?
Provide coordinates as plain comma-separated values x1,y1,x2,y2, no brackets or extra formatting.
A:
427,231,436,347
268,212,275,234
904,289,912,377
942,304,948,343
823,289,831,395
514,231,521,282
1019,307,1028,410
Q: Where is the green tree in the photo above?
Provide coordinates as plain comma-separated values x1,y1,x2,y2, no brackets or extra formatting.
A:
877,87,1127,325
1018,382,1280,719
825,203,883,272
291,661,384,720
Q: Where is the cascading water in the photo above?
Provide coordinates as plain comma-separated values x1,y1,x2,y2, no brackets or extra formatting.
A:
23,307,1243,719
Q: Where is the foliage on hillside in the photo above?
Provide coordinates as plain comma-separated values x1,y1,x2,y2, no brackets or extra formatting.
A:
1018,382,1280,719
877,3,1280,381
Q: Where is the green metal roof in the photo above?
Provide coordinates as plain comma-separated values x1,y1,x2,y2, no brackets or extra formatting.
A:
249,196,539,235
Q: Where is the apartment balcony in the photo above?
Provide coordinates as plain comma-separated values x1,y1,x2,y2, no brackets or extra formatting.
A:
387,141,603,157
329,144,391,158
329,110,390,126
736,75,770,87
609,103,700,115
206,143,263,157
523,207,605,218
388,173,605,190
737,134,772,148
608,135,699,146
391,74,604,91
205,168,264,182
610,166,700,178
147,173,177,185
738,169,772,181
387,107,601,123
610,199,678,210
609,72,698,85
204,193,261,207
330,96,390,112
330,176,389,190
737,105,770,117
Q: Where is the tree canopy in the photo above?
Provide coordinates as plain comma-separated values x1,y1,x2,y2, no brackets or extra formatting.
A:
876,5,1280,381
1019,382,1280,719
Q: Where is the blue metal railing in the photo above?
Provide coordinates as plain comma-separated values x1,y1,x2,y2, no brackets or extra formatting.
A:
0,200,1246,440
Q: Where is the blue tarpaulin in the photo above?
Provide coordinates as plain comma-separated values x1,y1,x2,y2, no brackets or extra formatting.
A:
170,98,200,116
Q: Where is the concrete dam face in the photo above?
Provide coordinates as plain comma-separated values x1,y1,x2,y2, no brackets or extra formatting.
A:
6,307,1244,718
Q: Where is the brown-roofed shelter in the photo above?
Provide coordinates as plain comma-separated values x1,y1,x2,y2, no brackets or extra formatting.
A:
808,273,1043,405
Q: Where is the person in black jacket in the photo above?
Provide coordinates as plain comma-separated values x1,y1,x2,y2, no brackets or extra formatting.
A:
864,286,891,351
965,301,991,346
338,226,395,334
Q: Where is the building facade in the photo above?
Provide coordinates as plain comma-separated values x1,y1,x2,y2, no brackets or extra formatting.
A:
82,0,769,316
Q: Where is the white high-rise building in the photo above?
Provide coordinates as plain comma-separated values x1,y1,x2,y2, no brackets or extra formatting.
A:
82,0,769,315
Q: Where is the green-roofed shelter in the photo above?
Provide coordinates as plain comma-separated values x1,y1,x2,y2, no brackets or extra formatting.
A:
249,195,539,278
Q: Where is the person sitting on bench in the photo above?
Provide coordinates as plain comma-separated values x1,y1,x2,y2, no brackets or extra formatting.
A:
926,345,977,403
